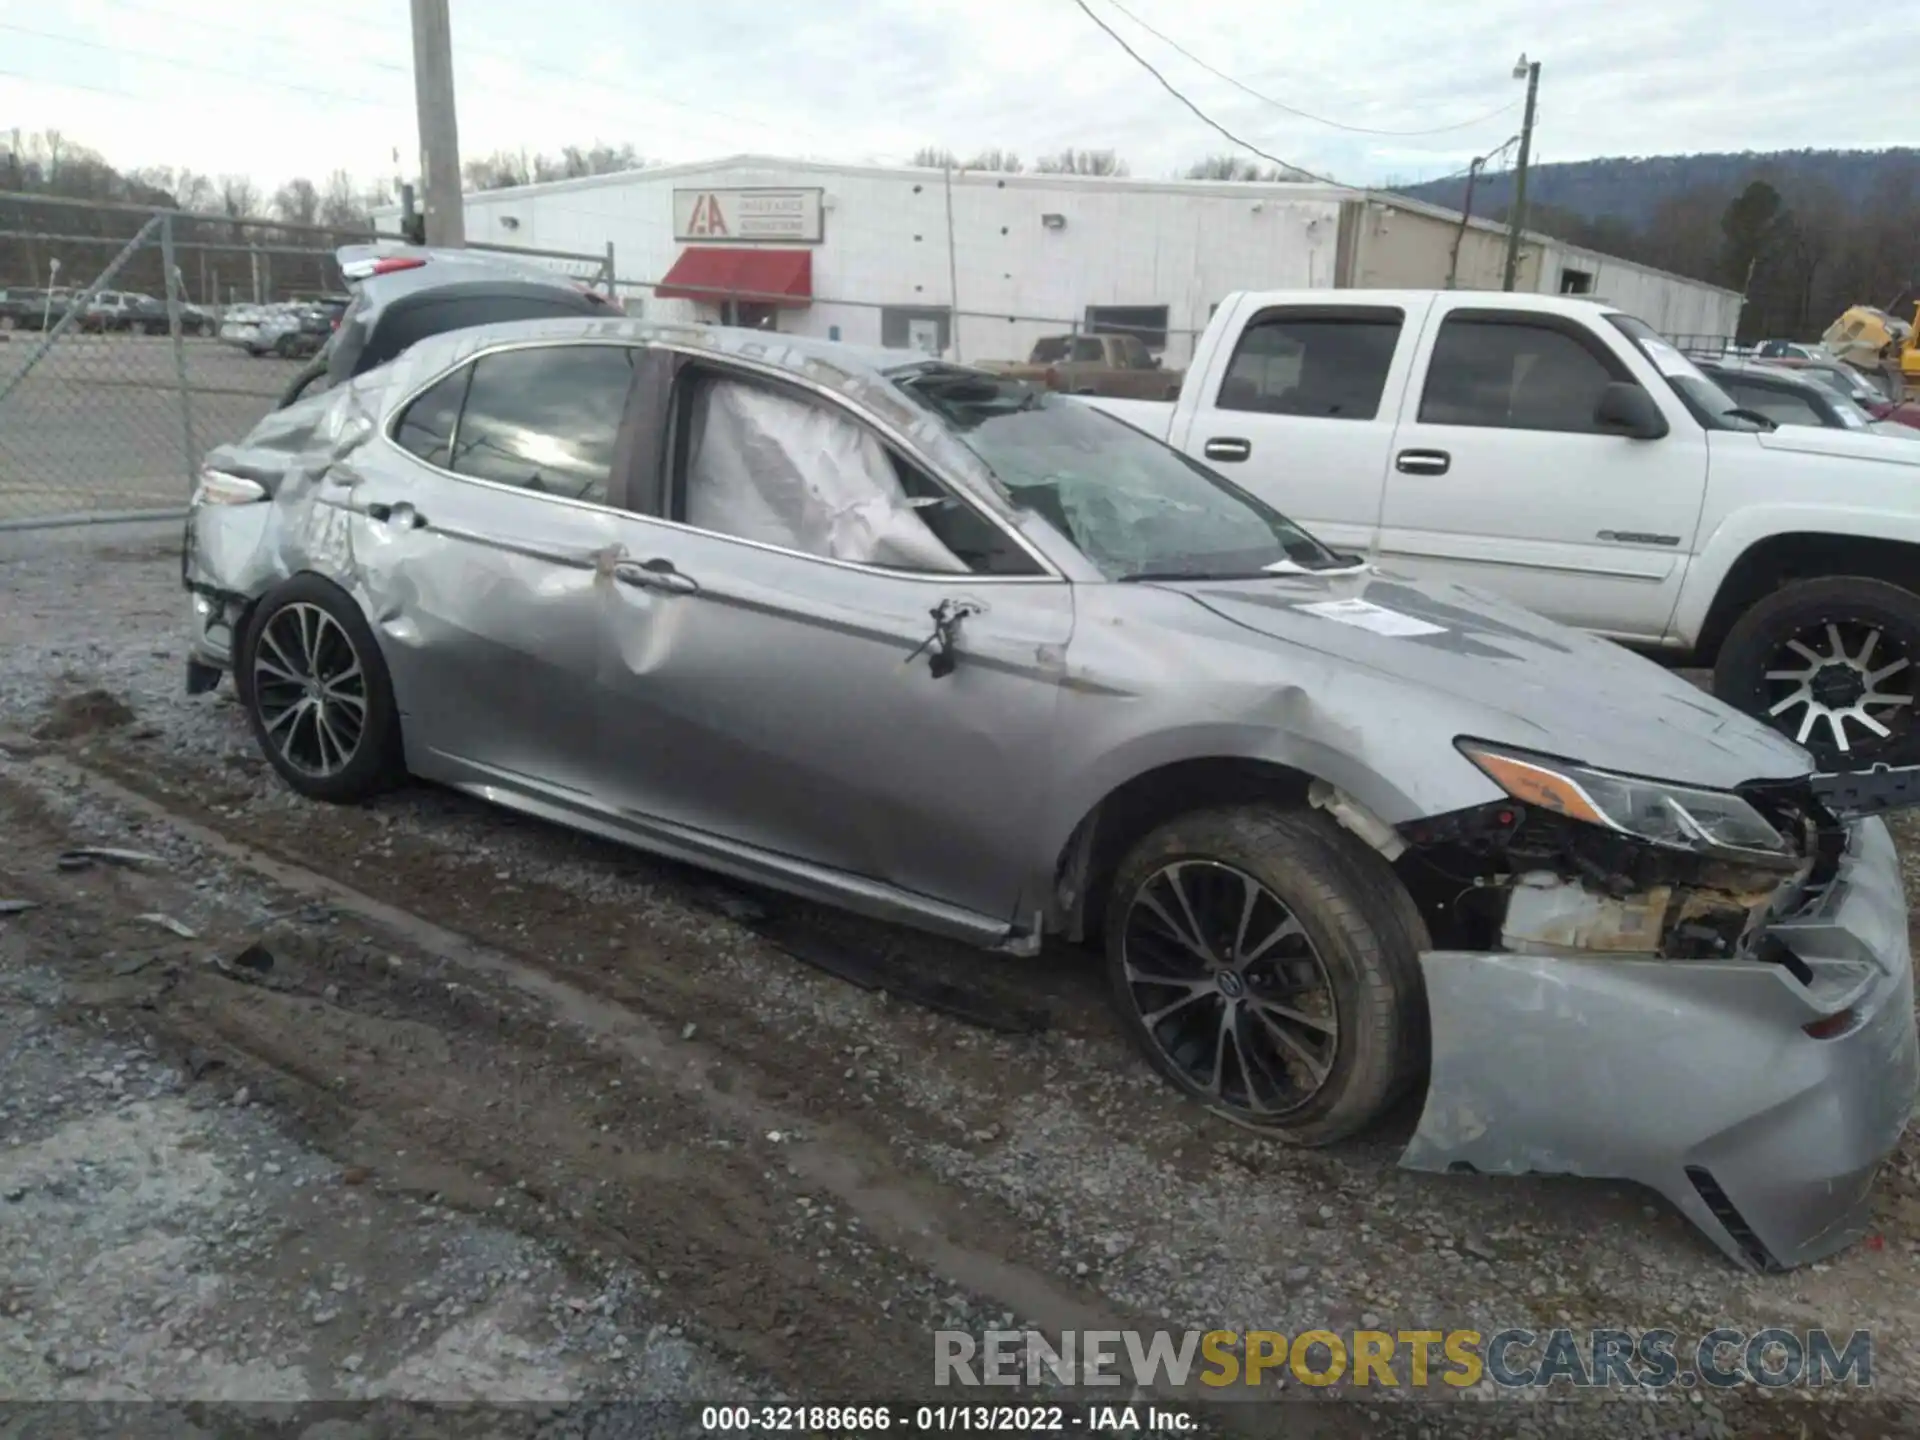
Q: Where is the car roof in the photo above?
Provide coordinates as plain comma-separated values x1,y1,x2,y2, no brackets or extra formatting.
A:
1700,358,1831,395
395,314,932,388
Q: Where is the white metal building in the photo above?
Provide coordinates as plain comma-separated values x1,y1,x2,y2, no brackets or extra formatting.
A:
376,155,1741,366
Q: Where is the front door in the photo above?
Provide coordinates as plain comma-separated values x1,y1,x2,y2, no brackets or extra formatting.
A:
1173,298,1430,556
1378,301,1707,640
592,363,1072,923
355,339,645,804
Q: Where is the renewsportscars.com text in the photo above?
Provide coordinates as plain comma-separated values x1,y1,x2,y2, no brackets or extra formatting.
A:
934,1327,1872,1391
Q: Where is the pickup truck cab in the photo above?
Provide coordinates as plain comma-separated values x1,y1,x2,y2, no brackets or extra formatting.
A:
1084,290,1920,768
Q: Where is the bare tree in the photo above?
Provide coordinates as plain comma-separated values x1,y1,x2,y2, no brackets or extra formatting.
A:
318,169,373,231
273,177,321,229
911,146,958,169
1032,148,1128,177
1183,154,1302,182
962,148,1023,173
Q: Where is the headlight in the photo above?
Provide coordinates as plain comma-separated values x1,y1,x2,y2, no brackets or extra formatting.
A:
1457,741,1791,858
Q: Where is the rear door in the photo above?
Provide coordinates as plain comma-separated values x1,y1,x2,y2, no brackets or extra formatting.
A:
1378,300,1707,639
1174,299,1427,555
354,339,647,807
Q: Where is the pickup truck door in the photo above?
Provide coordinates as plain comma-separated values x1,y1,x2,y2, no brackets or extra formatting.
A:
1173,298,1430,556
1378,299,1707,641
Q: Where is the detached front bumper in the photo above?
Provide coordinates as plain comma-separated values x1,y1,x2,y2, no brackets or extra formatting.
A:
1404,818,1918,1271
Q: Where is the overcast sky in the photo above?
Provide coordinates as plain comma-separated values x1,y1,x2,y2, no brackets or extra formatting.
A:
1,0,1894,194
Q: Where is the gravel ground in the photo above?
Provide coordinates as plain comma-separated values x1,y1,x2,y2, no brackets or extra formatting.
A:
3,522,1919,1436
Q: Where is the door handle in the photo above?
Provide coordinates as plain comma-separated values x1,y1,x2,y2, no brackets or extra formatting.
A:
1394,448,1451,475
365,501,427,528
1203,437,1252,462
614,557,699,594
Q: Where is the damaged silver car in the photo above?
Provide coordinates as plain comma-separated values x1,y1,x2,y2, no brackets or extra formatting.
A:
182,316,1920,1272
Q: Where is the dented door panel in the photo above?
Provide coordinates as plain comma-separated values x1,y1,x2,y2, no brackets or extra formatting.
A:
354,469,627,805
591,517,1076,922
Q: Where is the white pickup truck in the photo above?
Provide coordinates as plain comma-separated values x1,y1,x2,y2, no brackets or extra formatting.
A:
1083,290,1920,769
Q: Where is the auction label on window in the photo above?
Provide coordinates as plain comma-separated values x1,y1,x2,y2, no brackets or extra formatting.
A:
1293,598,1446,638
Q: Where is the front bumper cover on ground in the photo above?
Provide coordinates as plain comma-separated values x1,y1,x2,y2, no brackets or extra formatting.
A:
1403,817,1918,1270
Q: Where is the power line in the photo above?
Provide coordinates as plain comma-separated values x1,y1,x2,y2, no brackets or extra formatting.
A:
1103,0,1521,138
1066,0,1353,189
0,21,395,106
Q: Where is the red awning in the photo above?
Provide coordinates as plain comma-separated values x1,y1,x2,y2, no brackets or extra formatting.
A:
655,248,812,305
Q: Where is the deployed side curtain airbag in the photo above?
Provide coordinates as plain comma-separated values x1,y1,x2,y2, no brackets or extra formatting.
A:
686,380,966,573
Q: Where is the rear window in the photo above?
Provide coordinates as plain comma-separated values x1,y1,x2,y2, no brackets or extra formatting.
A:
1031,337,1070,364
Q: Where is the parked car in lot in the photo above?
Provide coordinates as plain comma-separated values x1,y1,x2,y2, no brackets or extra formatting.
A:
1082,291,1920,768
80,290,215,336
1697,357,1919,440
1757,338,1818,360
1,287,77,331
272,243,623,410
978,332,1184,400
1760,355,1920,427
183,318,1919,1273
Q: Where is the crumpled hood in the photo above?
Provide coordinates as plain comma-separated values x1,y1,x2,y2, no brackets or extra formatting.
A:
1176,568,1811,790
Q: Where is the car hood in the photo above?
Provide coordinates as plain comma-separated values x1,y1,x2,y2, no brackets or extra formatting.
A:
1175,568,1811,789
1754,425,1920,465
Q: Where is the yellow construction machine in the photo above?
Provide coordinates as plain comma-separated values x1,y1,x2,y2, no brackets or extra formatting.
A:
1822,304,1919,392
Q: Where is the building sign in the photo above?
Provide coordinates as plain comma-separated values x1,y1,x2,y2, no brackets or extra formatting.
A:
673,188,825,244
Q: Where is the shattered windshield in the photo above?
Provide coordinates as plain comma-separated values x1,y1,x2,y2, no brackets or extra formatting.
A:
893,367,1347,581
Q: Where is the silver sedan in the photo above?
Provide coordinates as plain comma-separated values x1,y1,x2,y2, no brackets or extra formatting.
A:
183,317,1918,1272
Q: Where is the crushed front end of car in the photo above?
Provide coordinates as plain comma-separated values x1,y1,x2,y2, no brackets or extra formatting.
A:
1395,743,1919,1271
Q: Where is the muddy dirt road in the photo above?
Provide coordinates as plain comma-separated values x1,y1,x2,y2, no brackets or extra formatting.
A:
3,527,1917,1437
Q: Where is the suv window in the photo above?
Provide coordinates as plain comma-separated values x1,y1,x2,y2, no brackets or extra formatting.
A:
1069,337,1106,363
394,345,636,503
1031,337,1070,364
1420,317,1619,432
1119,335,1155,369
677,375,1040,576
1215,310,1402,419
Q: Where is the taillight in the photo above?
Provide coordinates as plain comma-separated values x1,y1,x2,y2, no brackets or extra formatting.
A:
193,468,267,506
1044,365,1060,388
341,255,429,281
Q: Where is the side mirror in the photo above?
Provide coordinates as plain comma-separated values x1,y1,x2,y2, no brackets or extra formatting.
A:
1594,381,1669,440
1150,355,1162,369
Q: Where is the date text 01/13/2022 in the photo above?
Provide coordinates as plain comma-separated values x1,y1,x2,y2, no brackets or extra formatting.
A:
699,1404,1195,1433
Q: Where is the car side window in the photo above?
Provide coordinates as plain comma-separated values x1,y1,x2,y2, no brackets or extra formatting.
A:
1215,311,1402,419
1419,317,1620,432
1069,337,1106,363
393,365,472,469
1721,380,1824,429
676,375,1040,576
449,345,637,503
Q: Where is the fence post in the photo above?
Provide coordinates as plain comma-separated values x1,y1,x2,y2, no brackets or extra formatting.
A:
160,213,198,493
603,241,616,299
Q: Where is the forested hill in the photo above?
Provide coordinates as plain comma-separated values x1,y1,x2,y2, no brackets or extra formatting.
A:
1395,149,1920,228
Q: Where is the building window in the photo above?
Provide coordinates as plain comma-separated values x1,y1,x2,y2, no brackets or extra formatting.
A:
881,305,952,356
1559,268,1594,295
1085,304,1169,352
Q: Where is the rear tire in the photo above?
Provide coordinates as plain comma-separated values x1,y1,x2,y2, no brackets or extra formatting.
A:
1103,805,1428,1146
1713,576,1920,769
274,333,299,359
239,574,403,803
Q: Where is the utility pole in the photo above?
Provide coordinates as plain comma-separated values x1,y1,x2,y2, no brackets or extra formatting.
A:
1501,54,1540,293
1446,155,1487,290
410,0,465,248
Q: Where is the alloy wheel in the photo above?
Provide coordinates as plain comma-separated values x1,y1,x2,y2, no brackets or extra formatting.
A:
251,603,369,778
1120,860,1339,1119
1762,619,1914,756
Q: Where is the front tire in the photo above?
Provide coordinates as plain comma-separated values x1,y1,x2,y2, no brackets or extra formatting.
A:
239,575,402,802
1713,577,1920,768
1103,805,1428,1146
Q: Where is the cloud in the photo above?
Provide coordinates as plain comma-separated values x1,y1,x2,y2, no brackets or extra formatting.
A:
0,0,1894,196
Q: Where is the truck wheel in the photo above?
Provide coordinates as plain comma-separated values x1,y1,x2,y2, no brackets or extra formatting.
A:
274,333,300,359
1103,805,1428,1146
1714,577,1920,768
239,575,404,803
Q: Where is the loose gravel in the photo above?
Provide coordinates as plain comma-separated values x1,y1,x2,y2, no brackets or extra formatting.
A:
2,522,1918,1438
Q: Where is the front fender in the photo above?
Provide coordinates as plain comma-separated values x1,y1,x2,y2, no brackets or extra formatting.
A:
1673,497,1920,647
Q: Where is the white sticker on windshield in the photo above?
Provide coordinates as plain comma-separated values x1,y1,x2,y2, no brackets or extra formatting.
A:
1640,337,1700,379
1294,598,1446,637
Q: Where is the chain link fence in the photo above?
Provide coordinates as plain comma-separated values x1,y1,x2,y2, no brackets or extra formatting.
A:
0,193,612,532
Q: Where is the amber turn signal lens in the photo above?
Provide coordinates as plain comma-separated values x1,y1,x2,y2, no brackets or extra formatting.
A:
1462,750,1612,829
